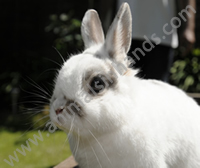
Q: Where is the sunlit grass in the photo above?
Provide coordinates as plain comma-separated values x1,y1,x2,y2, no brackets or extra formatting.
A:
0,128,71,168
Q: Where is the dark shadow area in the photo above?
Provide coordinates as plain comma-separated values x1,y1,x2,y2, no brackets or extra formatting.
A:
0,112,49,132
0,0,90,119
1,0,200,132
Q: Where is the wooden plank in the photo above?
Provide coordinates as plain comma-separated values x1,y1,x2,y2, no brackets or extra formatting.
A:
187,93,200,105
54,156,78,168
187,93,200,98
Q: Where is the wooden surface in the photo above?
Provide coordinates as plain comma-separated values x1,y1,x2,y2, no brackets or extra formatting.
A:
187,93,200,105
187,93,200,98
54,156,78,168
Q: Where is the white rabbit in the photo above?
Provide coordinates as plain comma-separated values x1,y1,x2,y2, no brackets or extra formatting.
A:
50,3,200,168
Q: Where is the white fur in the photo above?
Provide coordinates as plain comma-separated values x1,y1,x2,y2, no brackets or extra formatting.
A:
50,3,200,168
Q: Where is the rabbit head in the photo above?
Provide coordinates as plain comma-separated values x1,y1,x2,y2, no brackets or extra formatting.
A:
50,3,135,137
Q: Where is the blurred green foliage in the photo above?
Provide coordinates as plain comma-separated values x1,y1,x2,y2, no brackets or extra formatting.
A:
170,48,200,92
45,12,83,57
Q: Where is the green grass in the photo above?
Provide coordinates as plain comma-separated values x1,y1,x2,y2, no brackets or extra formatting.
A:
0,128,72,168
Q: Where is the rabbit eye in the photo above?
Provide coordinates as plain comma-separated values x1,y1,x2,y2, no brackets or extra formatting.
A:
90,76,106,94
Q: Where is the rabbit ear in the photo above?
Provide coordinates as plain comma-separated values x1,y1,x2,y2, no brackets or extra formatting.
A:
105,3,132,61
81,9,105,49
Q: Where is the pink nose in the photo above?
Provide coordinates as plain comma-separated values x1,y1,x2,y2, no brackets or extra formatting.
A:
55,108,63,115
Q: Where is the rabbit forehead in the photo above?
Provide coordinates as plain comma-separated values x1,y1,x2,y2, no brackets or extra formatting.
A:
55,53,109,97
61,53,107,77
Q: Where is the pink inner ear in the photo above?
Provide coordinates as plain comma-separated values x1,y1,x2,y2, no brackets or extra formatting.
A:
108,28,118,59
121,18,132,53
105,3,132,61
90,11,105,44
81,10,105,48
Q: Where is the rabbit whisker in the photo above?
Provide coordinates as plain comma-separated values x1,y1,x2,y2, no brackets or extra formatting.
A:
21,112,47,122
19,115,50,138
18,100,48,105
84,118,96,129
74,128,80,158
59,133,70,154
80,120,90,168
47,81,57,88
83,139,89,168
61,114,76,151
30,115,50,126
44,57,63,68
67,114,75,137
52,46,66,64
24,115,49,125
24,76,51,97
40,83,53,97
38,68,59,78
20,107,48,116
20,85,50,99
19,109,40,115
88,129,113,167
61,114,75,152
87,138,103,168
41,121,50,132
22,93,50,101
71,128,78,155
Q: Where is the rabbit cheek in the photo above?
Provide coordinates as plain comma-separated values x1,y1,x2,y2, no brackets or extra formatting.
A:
65,100,84,117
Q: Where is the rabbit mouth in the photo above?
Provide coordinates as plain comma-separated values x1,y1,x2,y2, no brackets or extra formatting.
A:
50,95,85,129
54,100,84,118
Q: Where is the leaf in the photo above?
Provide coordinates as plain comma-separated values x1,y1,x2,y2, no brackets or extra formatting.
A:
192,48,200,56
183,76,194,90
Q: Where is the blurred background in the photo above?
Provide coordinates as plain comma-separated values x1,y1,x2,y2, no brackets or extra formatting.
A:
0,0,200,167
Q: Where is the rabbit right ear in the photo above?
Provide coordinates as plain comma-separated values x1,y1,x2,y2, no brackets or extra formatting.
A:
105,3,132,62
81,10,105,49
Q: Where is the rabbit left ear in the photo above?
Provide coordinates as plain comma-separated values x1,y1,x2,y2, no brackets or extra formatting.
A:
105,3,132,61
81,10,105,49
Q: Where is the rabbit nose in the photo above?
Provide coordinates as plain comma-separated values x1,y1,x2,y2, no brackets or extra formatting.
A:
55,108,63,115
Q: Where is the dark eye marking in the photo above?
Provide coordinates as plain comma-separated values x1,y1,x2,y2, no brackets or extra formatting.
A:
87,74,115,96
83,63,118,97
90,76,106,94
